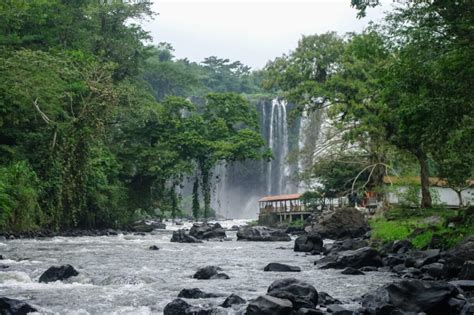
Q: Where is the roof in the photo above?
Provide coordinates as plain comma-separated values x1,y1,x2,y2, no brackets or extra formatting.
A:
258,193,302,202
383,176,474,187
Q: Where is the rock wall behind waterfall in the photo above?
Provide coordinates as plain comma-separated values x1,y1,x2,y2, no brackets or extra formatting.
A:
212,97,321,219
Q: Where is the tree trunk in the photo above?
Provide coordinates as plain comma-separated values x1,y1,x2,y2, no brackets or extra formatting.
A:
455,189,463,208
417,153,432,208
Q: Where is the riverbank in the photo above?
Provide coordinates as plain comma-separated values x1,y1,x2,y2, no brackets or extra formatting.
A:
370,206,474,249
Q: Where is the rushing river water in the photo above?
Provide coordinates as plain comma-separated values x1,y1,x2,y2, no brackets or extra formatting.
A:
0,220,393,314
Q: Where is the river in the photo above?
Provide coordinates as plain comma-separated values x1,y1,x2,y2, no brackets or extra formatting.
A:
0,220,393,314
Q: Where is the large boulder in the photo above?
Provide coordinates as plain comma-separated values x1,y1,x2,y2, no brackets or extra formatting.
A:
193,266,229,280
324,238,368,255
361,279,459,314
39,264,79,283
221,294,246,308
129,221,154,233
405,249,440,268
264,263,301,272
443,236,474,278
237,226,291,242
171,229,202,243
316,247,383,269
163,298,191,315
0,297,37,315
246,295,293,315
189,222,226,240
294,233,323,253
267,278,318,310
305,207,369,239
177,288,221,299
459,261,474,280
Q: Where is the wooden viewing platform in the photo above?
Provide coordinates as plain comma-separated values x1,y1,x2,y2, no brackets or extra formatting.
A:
258,193,311,223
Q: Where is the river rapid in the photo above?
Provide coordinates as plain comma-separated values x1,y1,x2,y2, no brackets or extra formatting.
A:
0,220,393,314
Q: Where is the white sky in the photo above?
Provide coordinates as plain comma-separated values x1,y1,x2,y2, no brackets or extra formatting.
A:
142,0,391,69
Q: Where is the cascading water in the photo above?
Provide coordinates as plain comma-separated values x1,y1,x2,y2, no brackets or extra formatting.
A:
211,97,300,218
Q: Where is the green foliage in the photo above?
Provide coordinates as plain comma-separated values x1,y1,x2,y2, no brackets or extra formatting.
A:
288,219,305,229
192,177,200,220
370,206,473,249
0,161,42,232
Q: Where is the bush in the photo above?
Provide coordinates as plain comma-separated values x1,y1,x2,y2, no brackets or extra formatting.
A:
0,161,43,232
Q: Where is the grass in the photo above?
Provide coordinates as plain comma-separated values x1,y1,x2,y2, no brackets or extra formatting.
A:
370,206,474,249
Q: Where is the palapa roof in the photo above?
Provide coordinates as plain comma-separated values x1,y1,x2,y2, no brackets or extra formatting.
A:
258,193,301,202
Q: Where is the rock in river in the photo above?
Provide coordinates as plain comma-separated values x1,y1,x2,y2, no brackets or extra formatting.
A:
193,265,229,280
246,295,293,315
0,297,37,315
267,278,318,310
361,279,459,314
305,207,369,239
39,264,79,283
316,247,383,269
221,294,246,308
264,263,301,272
163,298,190,315
237,226,291,242
189,222,226,240
294,233,323,253
177,288,221,299
170,229,202,243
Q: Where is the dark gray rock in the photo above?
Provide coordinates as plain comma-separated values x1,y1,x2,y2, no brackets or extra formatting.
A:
294,233,323,253
189,222,226,240
0,297,37,315
177,288,221,299
221,294,246,308
184,306,217,315
326,238,368,255
130,221,154,233
171,229,203,243
267,278,318,310
318,292,341,306
459,261,474,280
327,304,352,315
461,301,474,315
421,262,445,278
341,267,364,275
305,207,369,239
316,247,383,269
164,298,191,315
237,226,291,242
149,245,159,250
39,264,79,283
210,273,230,280
193,266,222,279
382,254,406,267
449,280,474,292
151,222,166,229
295,308,324,315
264,263,301,272
361,279,459,314
246,295,293,315
405,249,440,268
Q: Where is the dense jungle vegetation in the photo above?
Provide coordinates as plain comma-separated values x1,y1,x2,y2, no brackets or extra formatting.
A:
0,1,268,232
0,0,473,233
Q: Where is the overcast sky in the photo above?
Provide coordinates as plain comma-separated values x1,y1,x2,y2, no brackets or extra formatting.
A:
142,0,390,69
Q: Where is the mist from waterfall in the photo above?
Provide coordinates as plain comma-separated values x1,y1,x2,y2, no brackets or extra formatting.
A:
209,97,323,219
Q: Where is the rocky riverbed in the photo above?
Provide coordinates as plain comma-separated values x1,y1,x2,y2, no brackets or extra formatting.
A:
0,220,394,314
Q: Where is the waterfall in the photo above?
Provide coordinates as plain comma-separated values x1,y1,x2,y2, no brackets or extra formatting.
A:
265,98,291,196
206,97,323,218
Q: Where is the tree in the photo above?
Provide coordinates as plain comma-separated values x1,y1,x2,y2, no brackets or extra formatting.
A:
188,93,270,218
192,177,200,219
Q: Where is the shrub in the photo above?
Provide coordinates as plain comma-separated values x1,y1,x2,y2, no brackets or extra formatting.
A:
0,161,43,232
